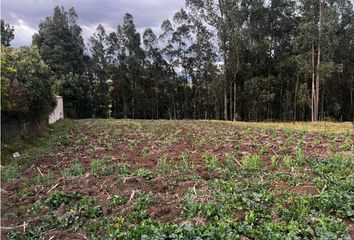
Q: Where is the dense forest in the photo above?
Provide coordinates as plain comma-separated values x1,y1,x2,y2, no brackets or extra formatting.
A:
1,0,354,121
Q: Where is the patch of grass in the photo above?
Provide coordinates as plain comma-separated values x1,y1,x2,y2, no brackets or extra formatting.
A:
63,162,85,178
1,163,21,182
117,163,132,176
90,159,103,174
283,155,294,168
156,156,172,175
271,155,279,167
112,194,128,206
223,153,238,176
175,151,197,179
202,152,221,171
136,168,155,180
295,145,305,166
242,154,262,170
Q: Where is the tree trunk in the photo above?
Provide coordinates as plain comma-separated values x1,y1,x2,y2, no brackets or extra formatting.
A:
229,81,232,121
321,83,324,120
314,0,322,122
351,74,353,116
224,84,228,120
294,72,299,122
311,42,316,122
123,95,127,119
173,94,176,120
233,80,237,121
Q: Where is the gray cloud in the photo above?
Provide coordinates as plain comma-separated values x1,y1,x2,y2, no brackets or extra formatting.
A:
1,0,185,47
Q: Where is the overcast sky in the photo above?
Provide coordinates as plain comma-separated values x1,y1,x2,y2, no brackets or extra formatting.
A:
1,0,185,47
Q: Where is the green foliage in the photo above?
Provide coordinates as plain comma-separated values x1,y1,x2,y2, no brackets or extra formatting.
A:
136,168,155,180
156,156,172,175
1,120,353,239
1,163,21,182
175,152,196,179
1,19,14,46
63,162,85,178
56,72,93,117
46,191,76,209
33,6,84,76
244,76,276,120
242,154,262,170
112,194,128,206
117,163,132,176
202,152,221,171
271,155,279,167
1,45,56,113
283,155,294,168
90,159,103,174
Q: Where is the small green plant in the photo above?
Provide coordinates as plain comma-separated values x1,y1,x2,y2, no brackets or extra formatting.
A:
202,152,221,171
283,155,293,168
242,154,262,170
105,142,113,150
1,163,21,182
295,145,305,165
27,200,44,214
117,163,132,176
90,159,103,174
175,152,196,179
342,136,352,151
63,162,84,177
112,194,128,206
141,146,150,158
133,191,154,210
75,197,103,218
156,156,171,175
59,134,71,146
223,153,238,173
46,191,76,209
136,168,155,180
271,155,279,167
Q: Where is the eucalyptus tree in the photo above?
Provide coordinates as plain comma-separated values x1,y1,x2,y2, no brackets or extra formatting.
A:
160,19,179,119
268,0,297,120
296,0,340,121
186,0,228,120
33,6,84,76
109,13,145,119
187,17,217,119
143,28,172,119
332,0,354,120
88,24,111,117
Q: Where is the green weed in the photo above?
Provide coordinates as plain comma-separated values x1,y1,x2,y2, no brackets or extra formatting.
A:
242,154,262,170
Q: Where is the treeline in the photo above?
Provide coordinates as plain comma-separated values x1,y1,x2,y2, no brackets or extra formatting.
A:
2,0,354,121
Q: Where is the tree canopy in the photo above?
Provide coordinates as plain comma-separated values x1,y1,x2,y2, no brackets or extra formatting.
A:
4,1,354,121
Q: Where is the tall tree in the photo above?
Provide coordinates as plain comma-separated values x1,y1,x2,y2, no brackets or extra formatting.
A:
88,24,111,117
1,19,15,46
32,6,84,76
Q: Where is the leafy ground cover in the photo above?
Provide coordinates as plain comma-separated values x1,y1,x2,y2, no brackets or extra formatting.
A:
1,119,353,239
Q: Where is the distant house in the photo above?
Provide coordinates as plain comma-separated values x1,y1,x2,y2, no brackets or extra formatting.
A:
49,96,64,124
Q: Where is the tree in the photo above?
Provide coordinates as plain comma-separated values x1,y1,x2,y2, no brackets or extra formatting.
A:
56,73,93,118
1,45,56,114
143,28,167,119
186,0,233,120
22,4,353,122
32,6,84,76
88,24,111,117
117,13,145,119
1,19,15,46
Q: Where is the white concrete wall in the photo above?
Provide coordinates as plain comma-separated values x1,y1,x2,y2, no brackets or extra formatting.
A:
49,96,64,124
